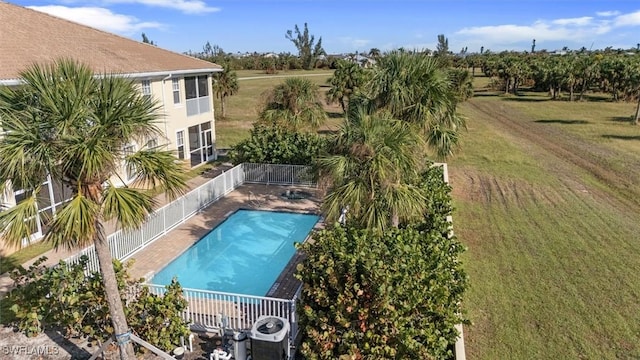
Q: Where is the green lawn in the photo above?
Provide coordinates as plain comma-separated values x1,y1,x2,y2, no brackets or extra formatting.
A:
215,69,335,148
452,89,640,358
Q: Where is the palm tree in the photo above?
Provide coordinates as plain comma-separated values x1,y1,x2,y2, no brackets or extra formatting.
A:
363,50,465,159
368,47,381,59
316,102,427,232
325,59,367,113
212,63,239,119
448,67,475,102
258,77,327,131
0,59,186,360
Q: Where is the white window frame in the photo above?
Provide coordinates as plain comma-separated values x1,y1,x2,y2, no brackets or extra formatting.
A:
146,137,158,149
172,78,181,105
176,130,185,160
184,75,210,116
123,143,137,183
141,80,152,97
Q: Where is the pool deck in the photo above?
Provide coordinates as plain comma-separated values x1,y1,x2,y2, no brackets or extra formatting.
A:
127,183,321,300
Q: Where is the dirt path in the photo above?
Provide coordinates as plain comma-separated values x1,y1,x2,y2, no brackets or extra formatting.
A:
459,97,640,212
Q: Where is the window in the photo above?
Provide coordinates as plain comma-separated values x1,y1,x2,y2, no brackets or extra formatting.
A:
176,130,185,159
141,80,152,97
123,143,137,182
172,78,180,104
146,137,158,149
188,122,214,167
185,75,210,116
11,175,68,240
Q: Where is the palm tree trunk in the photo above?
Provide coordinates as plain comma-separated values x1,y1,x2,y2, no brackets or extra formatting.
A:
570,84,575,101
221,96,226,119
634,92,640,125
94,223,135,360
391,211,400,228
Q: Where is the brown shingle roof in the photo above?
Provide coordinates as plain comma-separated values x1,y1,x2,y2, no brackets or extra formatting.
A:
0,1,221,82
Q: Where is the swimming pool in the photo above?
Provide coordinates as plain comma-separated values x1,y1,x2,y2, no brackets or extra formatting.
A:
150,209,319,296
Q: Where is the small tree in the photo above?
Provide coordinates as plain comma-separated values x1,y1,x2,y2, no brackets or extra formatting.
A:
258,77,327,131
141,32,156,46
212,63,239,119
326,59,368,113
286,23,325,70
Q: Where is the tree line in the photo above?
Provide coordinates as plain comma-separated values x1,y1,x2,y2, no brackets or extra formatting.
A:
461,51,640,103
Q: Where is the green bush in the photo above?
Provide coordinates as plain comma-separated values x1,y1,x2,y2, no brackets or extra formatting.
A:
295,165,467,359
229,124,326,165
296,225,467,360
7,256,190,352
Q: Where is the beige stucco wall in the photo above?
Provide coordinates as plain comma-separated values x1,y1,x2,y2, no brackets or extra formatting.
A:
149,74,217,157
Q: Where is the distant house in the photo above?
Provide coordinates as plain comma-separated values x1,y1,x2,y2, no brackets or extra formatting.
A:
343,54,376,68
0,1,222,249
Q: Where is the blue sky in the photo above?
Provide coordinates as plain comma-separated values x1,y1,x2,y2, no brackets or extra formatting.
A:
12,1,640,55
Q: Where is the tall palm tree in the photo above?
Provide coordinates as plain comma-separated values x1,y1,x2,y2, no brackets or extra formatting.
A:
363,51,465,159
316,102,427,233
212,63,239,119
259,77,327,131
0,59,186,360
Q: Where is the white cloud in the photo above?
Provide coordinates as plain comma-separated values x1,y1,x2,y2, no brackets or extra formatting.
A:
105,0,219,14
456,21,576,44
338,37,372,49
28,5,162,34
614,11,640,26
552,17,593,26
596,10,620,17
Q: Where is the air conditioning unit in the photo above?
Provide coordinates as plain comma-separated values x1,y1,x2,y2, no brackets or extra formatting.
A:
249,315,290,360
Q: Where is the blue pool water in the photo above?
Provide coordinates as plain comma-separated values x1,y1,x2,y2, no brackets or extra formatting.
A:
150,210,319,296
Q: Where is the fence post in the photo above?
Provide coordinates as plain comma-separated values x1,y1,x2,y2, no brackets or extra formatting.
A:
289,299,297,345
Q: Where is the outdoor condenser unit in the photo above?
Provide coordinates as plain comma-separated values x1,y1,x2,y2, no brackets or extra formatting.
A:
249,315,290,360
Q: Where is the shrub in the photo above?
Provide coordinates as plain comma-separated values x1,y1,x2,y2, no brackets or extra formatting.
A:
296,225,467,359
229,124,326,165
7,256,190,352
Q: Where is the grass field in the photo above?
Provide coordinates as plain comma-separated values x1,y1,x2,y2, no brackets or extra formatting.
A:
221,72,640,357
452,83,640,358
215,69,335,147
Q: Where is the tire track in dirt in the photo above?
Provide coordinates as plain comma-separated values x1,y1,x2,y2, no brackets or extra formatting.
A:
465,98,640,214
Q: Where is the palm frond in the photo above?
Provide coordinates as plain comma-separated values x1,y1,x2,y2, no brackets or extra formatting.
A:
0,192,39,248
44,193,100,250
102,185,154,229
126,150,188,200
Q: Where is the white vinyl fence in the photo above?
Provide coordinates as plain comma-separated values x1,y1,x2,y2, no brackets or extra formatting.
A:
146,284,300,343
243,163,315,186
64,163,313,273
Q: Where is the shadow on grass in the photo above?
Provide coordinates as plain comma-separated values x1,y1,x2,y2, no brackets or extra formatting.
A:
503,96,550,102
535,119,590,125
327,111,343,119
0,256,21,275
318,129,338,135
472,91,501,97
602,134,640,141
608,116,633,123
